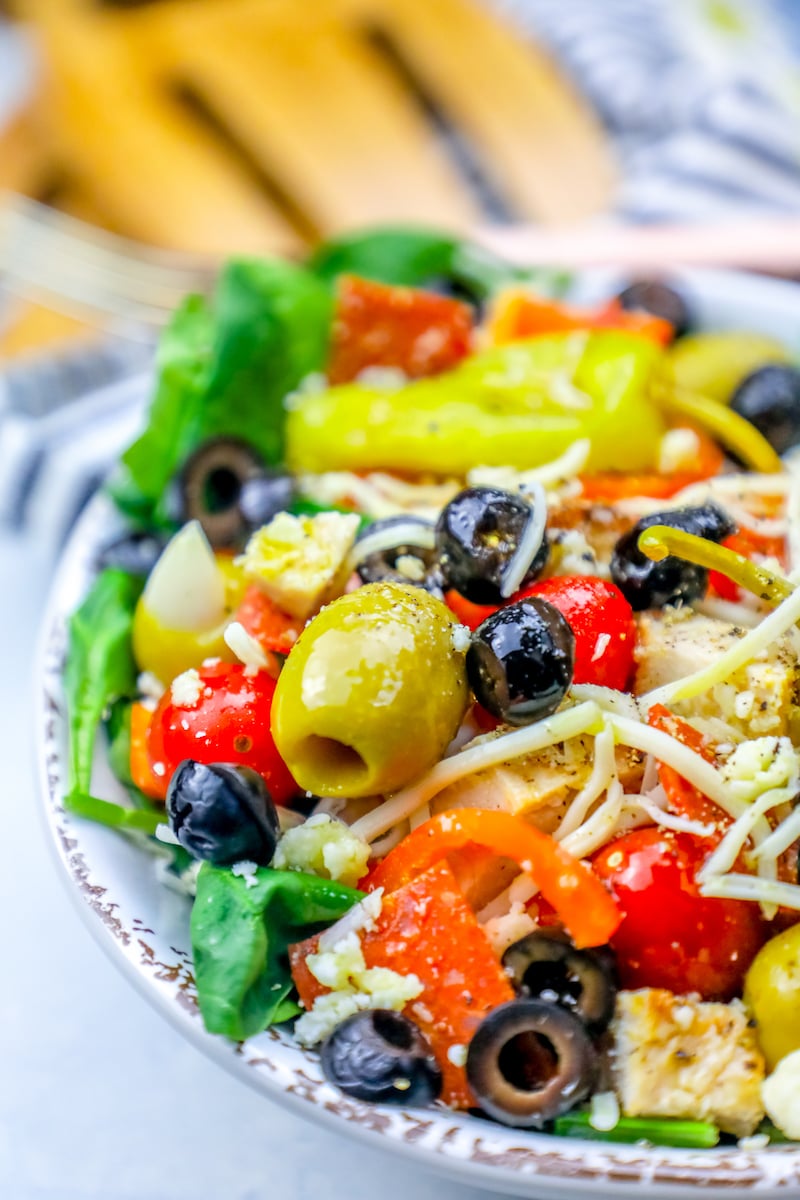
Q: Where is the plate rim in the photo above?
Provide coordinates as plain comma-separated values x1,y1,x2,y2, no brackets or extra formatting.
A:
35,267,800,1198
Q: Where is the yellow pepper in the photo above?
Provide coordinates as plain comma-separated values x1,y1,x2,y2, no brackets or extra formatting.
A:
132,522,246,685
286,331,666,477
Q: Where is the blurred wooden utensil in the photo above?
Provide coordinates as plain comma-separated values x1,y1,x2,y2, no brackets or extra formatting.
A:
478,220,800,276
1,0,616,255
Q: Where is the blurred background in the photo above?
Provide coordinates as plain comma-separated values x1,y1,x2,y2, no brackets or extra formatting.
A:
3,3,800,1198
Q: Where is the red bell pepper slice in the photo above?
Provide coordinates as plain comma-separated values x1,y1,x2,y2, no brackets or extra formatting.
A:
487,290,674,347
578,426,724,503
290,861,515,1108
129,701,167,801
367,809,621,949
646,704,728,838
327,274,473,384
235,584,304,656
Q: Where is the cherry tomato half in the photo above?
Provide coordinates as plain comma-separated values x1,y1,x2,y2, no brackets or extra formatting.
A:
147,660,297,804
593,829,764,1001
527,575,636,690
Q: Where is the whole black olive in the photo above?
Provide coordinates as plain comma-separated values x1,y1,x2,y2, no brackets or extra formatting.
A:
729,365,800,455
167,759,280,865
616,279,692,339
179,436,276,548
97,530,165,576
467,598,574,726
354,517,444,596
502,930,617,1033
435,487,549,605
466,999,598,1128
321,1010,442,1106
609,502,736,611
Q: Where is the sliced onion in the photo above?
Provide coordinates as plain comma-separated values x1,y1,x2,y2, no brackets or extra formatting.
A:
500,481,547,599
344,517,436,578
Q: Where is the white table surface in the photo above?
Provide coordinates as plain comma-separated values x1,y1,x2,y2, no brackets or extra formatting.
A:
0,527,499,1200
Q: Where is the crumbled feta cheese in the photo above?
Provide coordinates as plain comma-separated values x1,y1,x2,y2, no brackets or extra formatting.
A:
552,528,602,577
763,1049,800,1139
236,511,360,620
721,737,800,802
319,890,384,950
394,554,427,582
230,860,260,889
451,624,472,654
295,929,423,1047
738,1133,770,1150
137,671,165,702
591,633,611,663
447,1044,468,1068
272,813,370,888
294,991,364,1047
589,1091,620,1132
223,621,271,672
482,903,537,955
170,668,203,708
658,427,701,475
355,366,408,390
154,823,180,846
307,932,367,990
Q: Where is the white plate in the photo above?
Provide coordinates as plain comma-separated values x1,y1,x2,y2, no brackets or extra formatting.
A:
36,269,800,1199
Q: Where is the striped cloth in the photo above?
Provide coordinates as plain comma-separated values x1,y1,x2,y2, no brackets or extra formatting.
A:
4,0,800,550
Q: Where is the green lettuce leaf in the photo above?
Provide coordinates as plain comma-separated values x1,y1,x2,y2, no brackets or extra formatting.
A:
111,258,332,529
308,224,571,301
191,864,362,1040
63,568,164,833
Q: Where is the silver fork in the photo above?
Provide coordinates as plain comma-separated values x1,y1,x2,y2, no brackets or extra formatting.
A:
0,192,218,332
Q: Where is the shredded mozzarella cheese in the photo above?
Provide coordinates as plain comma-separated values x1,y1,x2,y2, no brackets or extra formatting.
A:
500,481,547,598
468,439,591,492
350,701,603,842
643,582,800,708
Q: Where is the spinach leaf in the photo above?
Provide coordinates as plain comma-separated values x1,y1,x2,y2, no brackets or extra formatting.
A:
112,259,332,529
116,293,214,520
63,568,162,833
308,224,570,302
191,864,362,1040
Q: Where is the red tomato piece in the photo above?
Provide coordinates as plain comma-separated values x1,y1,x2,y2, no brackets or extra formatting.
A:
593,829,764,1001
290,862,515,1108
527,575,636,690
327,274,473,384
443,588,497,631
646,704,729,836
235,584,303,656
147,660,297,803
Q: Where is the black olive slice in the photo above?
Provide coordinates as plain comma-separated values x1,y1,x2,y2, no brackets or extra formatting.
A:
179,437,266,547
167,760,280,865
609,502,736,611
321,1010,442,1106
467,597,574,726
502,930,617,1032
466,999,597,1128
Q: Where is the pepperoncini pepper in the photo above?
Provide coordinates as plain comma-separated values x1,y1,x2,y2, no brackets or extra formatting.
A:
286,331,667,477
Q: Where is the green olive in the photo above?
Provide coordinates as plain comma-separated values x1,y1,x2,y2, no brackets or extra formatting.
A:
271,582,469,798
744,923,800,1070
664,332,791,404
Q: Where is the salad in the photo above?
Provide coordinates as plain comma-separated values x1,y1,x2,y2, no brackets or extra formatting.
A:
63,227,800,1150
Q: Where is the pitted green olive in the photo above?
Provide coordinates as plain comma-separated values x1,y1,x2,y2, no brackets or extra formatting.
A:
271,582,469,798
744,923,800,1070
664,332,791,404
